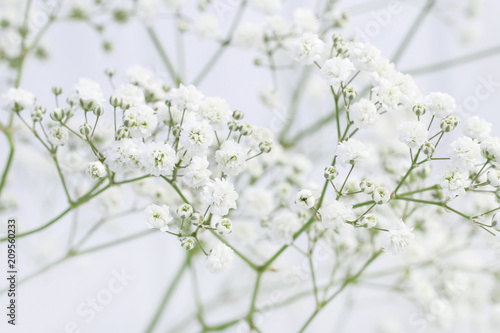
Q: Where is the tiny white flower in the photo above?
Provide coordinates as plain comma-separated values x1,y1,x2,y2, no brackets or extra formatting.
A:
293,7,318,33
463,116,491,141
205,242,234,274
423,92,456,118
195,13,221,39
271,210,301,244
295,189,315,209
347,41,382,72
74,78,104,108
336,139,369,166
215,140,248,176
293,33,325,65
182,156,212,188
123,104,158,138
48,126,69,146
144,204,172,232
105,139,143,173
397,121,428,149
170,84,204,113
488,170,500,187
87,161,106,179
449,136,481,170
481,137,500,163
215,218,232,235
320,57,355,88
180,119,214,154
1,87,36,110
318,200,355,229
350,98,379,128
234,22,263,48
440,167,468,200
383,219,415,255
114,84,146,108
372,186,390,205
141,142,178,176
202,178,238,216
199,97,232,129
250,0,281,15
176,204,194,218
360,214,377,229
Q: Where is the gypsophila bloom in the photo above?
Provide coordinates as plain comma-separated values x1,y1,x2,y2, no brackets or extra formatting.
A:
250,0,281,14
199,97,232,129
144,204,172,232
271,210,301,244
324,166,339,180
241,187,275,217
293,7,319,33
205,242,234,274
114,84,146,108
347,41,381,72
481,137,500,163
215,140,247,176
202,178,238,216
360,180,376,194
440,167,468,199
293,33,325,65
336,139,369,166
195,13,220,39
383,220,415,255
449,136,481,170
487,170,500,187
74,78,104,108
360,214,377,228
463,116,492,140
350,98,379,128
233,22,262,48
170,84,204,113
126,65,165,100
105,139,142,173
216,218,232,235
424,92,456,118
180,119,214,154
372,186,390,205
47,126,69,146
295,189,315,209
1,87,36,110
319,200,355,229
177,204,194,218
320,57,355,88
141,142,178,176
123,104,158,138
397,121,428,149
87,161,106,179
182,156,212,188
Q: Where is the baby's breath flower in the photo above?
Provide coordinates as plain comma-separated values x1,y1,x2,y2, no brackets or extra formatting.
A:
47,126,69,146
360,180,375,194
141,142,178,176
295,189,315,209
215,140,247,176
320,57,355,88
397,121,428,149
202,178,238,216
182,156,212,188
205,242,234,274
318,200,355,229
180,237,196,250
1,87,36,111
424,92,456,118
350,98,379,128
372,186,390,205
144,204,172,232
487,170,500,187
87,161,106,179
383,220,415,255
216,218,232,235
324,166,339,180
293,33,325,65
360,214,377,228
336,139,368,166
177,204,194,219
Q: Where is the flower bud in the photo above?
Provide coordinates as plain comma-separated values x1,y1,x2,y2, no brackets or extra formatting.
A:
87,161,106,179
492,214,500,230
295,189,316,209
422,141,435,158
197,0,208,11
360,213,377,229
172,125,182,138
66,96,76,107
51,86,62,96
216,218,232,235
79,99,94,111
116,127,129,139
440,115,459,132
31,109,44,122
50,107,65,121
123,115,137,127
259,141,272,153
324,166,339,180
79,123,92,136
109,95,122,107
239,122,253,135
180,237,196,251
372,186,390,205
412,104,426,116
344,87,357,102
93,105,105,117
191,212,204,226
228,120,239,131
232,110,244,120
105,67,116,77
177,204,194,219
177,20,188,32
360,180,375,194
488,170,500,187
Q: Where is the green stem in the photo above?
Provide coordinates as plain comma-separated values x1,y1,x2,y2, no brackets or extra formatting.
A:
146,26,181,85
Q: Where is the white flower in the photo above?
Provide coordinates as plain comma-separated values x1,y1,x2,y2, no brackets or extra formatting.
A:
360,214,377,229
180,120,214,154
259,86,282,109
271,210,301,244
215,218,232,235
195,13,221,39
141,142,178,176
348,41,382,72
144,204,172,232
105,139,143,173
170,84,204,113
293,7,318,33
320,57,355,88
481,137,500,163
241,187,275,218
383,220,415,255
449,136,481,170
350,98,379,128
199,97,231,129
487,170,500,187
202,178,238,216
136,0,160,22
250,0,281,14
215,140,247,176
423,92,456,118
295,189,315,209
336,139,369,166
1,87,36,110
205,242,234,274
318,200,355,229
47,126,69,146
126,66,165,100
372,186,390,205
123,104,158,138
463,116,491,141
87,161,106,179
182,156,212,188
440,167,468,200
397,121,428,149
114,84,146,108
293,33,325,65
74,78,104,107
234,22,263,49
